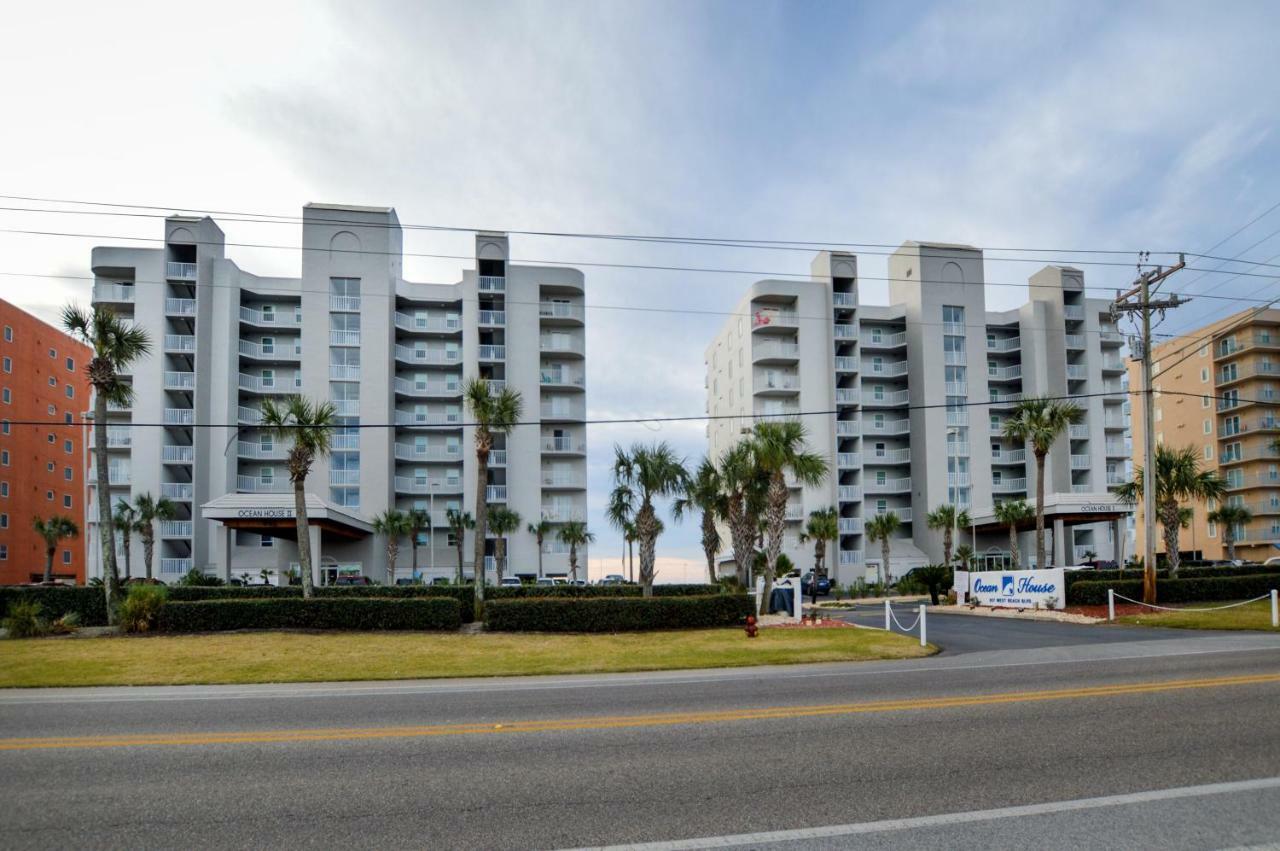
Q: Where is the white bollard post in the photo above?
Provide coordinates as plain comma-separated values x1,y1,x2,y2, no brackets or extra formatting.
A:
1271,589,1278,628
884,599,891,631
1108,588,1115,623
919,603,927,647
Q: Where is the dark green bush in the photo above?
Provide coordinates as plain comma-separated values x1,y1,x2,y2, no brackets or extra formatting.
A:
2,600,48,638
484,594,754,633
0,587,108,626
1068,574,1280,606
158,597,462,632
119,585,168,633
1063,563,1280,589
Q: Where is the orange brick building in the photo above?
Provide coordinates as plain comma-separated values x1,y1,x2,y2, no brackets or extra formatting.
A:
0,299,91,584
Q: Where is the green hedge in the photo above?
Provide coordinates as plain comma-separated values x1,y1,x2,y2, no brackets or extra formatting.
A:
1068,574,1280,606
483,594,754,633
0,587,108,626
1064,564,1280,589
157,597,462,632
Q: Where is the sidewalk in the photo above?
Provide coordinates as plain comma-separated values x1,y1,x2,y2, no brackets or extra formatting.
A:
932,604,1102,625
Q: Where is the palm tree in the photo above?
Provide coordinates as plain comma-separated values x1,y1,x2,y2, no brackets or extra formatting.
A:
62,304,151,619
954,543,975,571
446,509,475,584
33,515,79,583
926,504,972,567
993,499,1033,569
609,442,689,597
406,508,429,580
463,377,522,617
1003,396,1082,568
865,512,901,587
605,482,636,582
526,519,553,578
673,457,727,585
557,521,595,582
260,396,336,598
112,499,137,582
799,507,839,578
487,506,522,583
372,509,411,585
719,441,769,588
1208,504,1254,562
1117,444,1227,602
132,492,175,581
750,421,829,611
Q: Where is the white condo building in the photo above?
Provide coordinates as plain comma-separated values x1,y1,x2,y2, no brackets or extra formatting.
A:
87,204,587,585
705,242,1133,582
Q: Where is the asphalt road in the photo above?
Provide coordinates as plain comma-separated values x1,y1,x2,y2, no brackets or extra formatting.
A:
3,629,1280,849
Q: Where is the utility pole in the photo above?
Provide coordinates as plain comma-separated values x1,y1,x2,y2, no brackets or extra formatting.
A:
1112,253,1187,604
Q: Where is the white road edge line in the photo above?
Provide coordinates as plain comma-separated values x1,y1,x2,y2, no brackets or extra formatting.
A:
1,642,1278,705
561,776,1280,850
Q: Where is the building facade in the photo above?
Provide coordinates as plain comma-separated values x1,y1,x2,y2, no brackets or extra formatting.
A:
87,204,587,585
0,299,91,584
1130,308,1280,562
705,242,1132,582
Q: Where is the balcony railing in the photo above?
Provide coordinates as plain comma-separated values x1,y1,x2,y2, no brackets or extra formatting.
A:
94,283,135,303
162,445,193,463
166,261,197,280
239,305,301,327
832,292,856,307
237,475,287,493
871,507,912,523
865,477,911,493
106,428,132,448
540,505,586,522
839,517,864,534
753,310,799,329
478,344,506,360
394,312,462,333
755,374,800,392
1065,334,1086,350
541,436,586,454
836,420,861,436
863,331,907,348
1066,364,1088,380
835,388,857,404
987,336,1021,352
752,341,800,361
541,471,586,488
163,371,195,391
838,485,862,502
945,381,967,396
1070,454,1091,469
329,330,361,346
161,483,193,501
88,468,131,486
539,337,584,355
478,275,506,292
834,356,858,372
862,389,910,406
332,433,359,451
394,377,461,396
540,372,586,388
838,550,864,566
478,310,506,326
395,443,462,462
864,359,908,378
395,345,461,365
988,392,1022,407
238,339,300,360
538,302,585,321
163,408,194,426
1100,331,1124,345
395,410,462,426
160,557,193,575
329,470,361,486
993,478,1028,493
237,405,264,425
1105,442,1129,456
329,295,361,312
486,485,508,502
863,418,909,435
164,334,196,353
165,297,195,316
946,410,969,427
1064,305,1085,320
867,448,911,464
1069,424,1090,440
987,365,1022,381
238,441,288,460
159,520,193,538
329,365,361,381
944,351,966,366
837,452,861,468
833,323,856,340
489,449,507,466
540,402,586,420
991,448,1026,464
238,373,287,394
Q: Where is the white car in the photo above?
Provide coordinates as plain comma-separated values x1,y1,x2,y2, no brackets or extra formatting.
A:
535,577,557,586
499,577,523,587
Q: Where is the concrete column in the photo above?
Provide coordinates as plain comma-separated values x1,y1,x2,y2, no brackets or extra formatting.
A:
223,525,234,582
1113,518,1125,565
1053,517,1066,567
309,524,323,587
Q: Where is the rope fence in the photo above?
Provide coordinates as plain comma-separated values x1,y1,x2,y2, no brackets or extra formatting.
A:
882,600,927,647
1107,588,1279,626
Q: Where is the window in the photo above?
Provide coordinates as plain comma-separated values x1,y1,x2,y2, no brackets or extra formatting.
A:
261,369,275,389
1155,408,1162,422
66,357,74,372
260,535,274,548
62,550,71,564
2,389,9,404
0,545,7,560
0,514,8,529
0,482,7,497
1205,445,1213,460
1201,368,1209,383
63,494,71,509
48,376,56,387
1207,521,1217,538
1204,420,1212,434
64,466,72,481
3,326,11,342
45,490,53,501
47,404,55,415
63,439,72,454
1,358,9,373
1,421,7,435
0,451,6,466
1200,345,1208,358
260,467,274,485
46,461,54,472
47,433,54,444
48,348,56,359
65,385,73,399
261,336,275,354
64,413,72,425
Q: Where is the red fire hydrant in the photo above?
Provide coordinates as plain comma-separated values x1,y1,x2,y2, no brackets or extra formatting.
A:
744,614,759,638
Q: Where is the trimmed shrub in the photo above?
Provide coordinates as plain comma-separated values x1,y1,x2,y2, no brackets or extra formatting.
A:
157,597,462,632
483,594,755,633
119,585,168,634
1068,574,1280,606
2,600,48,638
0,587,108,626
1063,564,1280,589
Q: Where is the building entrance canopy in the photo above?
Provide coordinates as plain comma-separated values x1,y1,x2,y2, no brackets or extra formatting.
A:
201,494,373,541
968,492,1132,534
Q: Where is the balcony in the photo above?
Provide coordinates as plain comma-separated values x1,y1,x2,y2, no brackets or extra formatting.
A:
237,475,287,493
946,410,969,427
1215,334,1280,360
478,310,506,327
538,302,585,323
88,468,131,486
394,377,460,397
163,408,194,426
238,373,288,394
862,331,907,349
1220,445,1280,465
832,292,856,308
840,517,864,534
1069,424,1090,440
1064,305,1085,321
991,448,1026,464
834,356,858,373
993,478,1027,493
394,443,462,462
1070,454,1092,469
871,507,912,523
1220,360,1280,385
987,365,1022,382
159,520,193,538
394,312,461,334
105,428,131,448
945,442,970,456
540,371,586,389
478,275,506,292
945,381,967,396
863,418,909,436
837,452,861,468
395,410,462,426
330,470,361,486
755,374,800,394
237,405,264,425
540,401,586,421
163,371,195,391
238,339,300,360
164,334,196,353
239,305,300,327
862,389,910,406
835,420,861,437
1105,442,1129,457
486,485,508,502
1107,472,1129,485
488,449,507,466
944,351,966,366
838,550,864,566
541,470,586,488
785,503,804,521
541,505,586,522
160,558,193,576
1066,364,1088,381
1103,415,1129,429
867,447,911,464
865,477,911,493
542,436,586,454
162,445,193,464
1100,331,1124,346
1100,357,1126,373
833,323,856,340
329,330,361,347
863,360,908,378
987,336,1021,353
94,283,135,303
752,309,799,331
838,485,862,502
166,261,197,281
165,297,196,316
1227,471,1280,490
395,345,462,365
752,341,800,363
329,295,361,312
332,433,359,451
329,365,362,381
161,483,193,501
478,344,506,360
947,472,972,487
1065,334,1085,350
238,441,288,461
539,336,584,357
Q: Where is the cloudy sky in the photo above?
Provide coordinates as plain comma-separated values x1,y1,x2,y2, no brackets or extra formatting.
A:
2,0,1278,577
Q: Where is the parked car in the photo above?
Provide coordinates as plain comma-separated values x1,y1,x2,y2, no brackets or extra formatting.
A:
801,571,831,596
1266,557,1280,567
535,577,557,586
334,575,372,586
599,574,627,585
396,577,421,586
499,577,523,587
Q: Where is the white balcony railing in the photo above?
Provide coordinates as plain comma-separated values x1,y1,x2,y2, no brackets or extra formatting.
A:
329,365,361,381
238,441,287,460
541,470,585,488
987,336,1021,352
238,373,287,394
752,341,800,361
329,295,361,312
945,381,967,396
833,323,856,340
94,283,135,303
1070,454,1092,469
1064,305,1085,320
237,405,264,425
839,517,864,534
164,334,195,352
394,312,462,333
991,448,1026,464
478,275,506,292
946,410,969,427
987,365,1022,381
159,520,193,538
160,557,193,575
835,388,858,404
394,443,463,462
944,350,966,366
539,337,584,355
863,389,910,406
395,345,462,365
237,475,287,493
394,377,461,396
163,408,194,426
238,339,300,360
486,485,508,502
834,356,858,372
867,448,911,464
538,302,585,321
864,360,908,378
161,483,194,501
329,330,361,346
165,297,195,316
864,331,907,348
162,445,193,463
832,292,856,307
239,305,301,327
756,374,800,392
395,410,462,426
865,477,911,493
540,505,586,522
478,344,506,360
993,478,1027,493
540,402,586,420
863,418,909,435
1069,424,1090,440
1065,334,1086,350
838,550,864,566
329,470,360,486
478,310,506,326
166,261,197,280
540,372,586,388
163,371,195,391
541,436,586,453
106,428,132,448
836,420,861,436
837,452,861,468
871,507,912,523
838,485,863,502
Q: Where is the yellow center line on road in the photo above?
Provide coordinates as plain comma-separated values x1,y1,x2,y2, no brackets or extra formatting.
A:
3,671,1278,752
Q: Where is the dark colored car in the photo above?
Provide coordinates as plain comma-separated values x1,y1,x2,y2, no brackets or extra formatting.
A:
334,575,372,586
801,572,831,596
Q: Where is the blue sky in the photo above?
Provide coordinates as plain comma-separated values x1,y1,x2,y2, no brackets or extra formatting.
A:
1,0,1278,578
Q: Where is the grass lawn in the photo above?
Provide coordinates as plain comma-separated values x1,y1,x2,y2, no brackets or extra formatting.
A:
1117,598,1280,632
0,627,933,688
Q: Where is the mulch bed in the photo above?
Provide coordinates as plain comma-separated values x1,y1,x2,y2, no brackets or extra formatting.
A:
764,618,858,630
